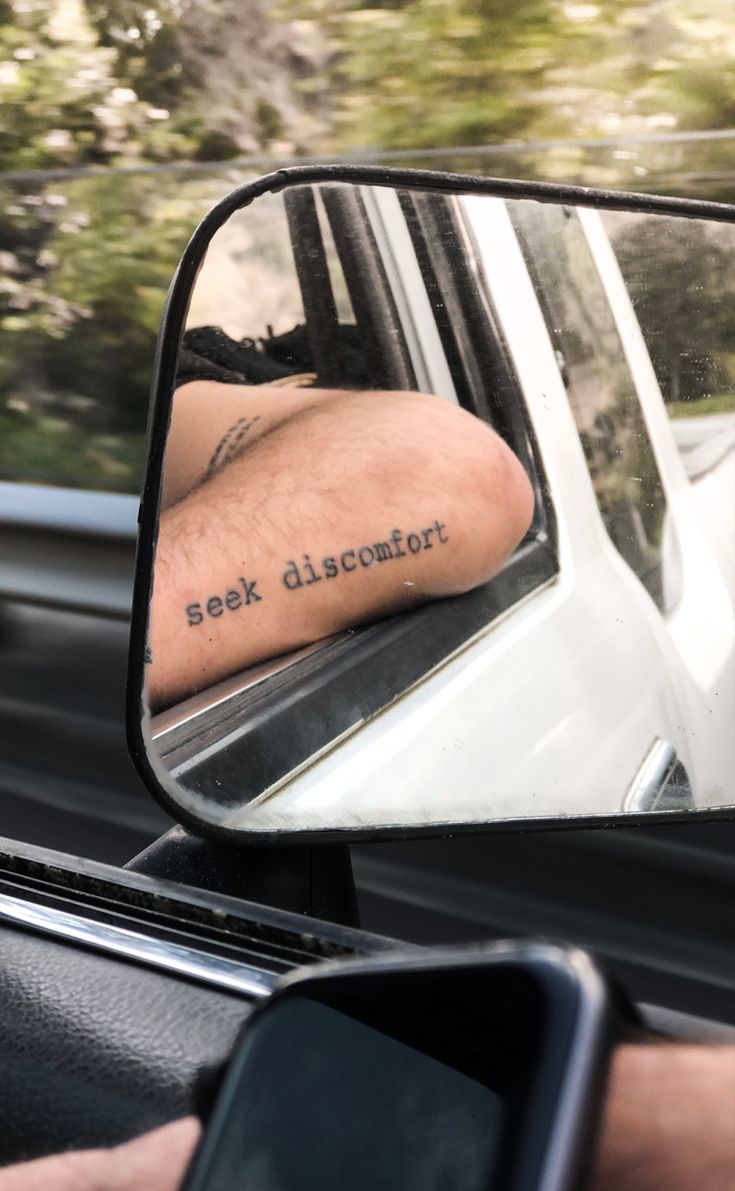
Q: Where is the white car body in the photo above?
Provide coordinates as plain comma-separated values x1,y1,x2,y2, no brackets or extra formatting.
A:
225,194,735,834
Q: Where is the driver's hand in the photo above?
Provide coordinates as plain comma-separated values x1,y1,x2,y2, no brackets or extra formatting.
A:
0,1116,200,1191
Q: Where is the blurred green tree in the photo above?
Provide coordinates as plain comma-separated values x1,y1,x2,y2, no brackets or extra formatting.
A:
0,0,321,171
289,0,735,154
0,173,222,489
0,0,733,490
0,0,138,170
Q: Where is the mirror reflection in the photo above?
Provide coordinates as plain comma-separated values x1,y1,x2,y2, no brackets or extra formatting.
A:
143,180,735,835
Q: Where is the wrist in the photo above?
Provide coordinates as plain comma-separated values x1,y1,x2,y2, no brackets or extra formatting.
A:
589,1043,735,1191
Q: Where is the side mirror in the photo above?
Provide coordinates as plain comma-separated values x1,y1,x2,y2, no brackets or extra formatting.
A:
127,164,735,843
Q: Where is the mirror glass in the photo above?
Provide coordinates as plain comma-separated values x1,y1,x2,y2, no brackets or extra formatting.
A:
141,176,735,837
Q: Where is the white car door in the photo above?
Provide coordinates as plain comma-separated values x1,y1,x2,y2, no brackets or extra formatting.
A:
252,192,716,833
582,206,735,807
468,194,733,809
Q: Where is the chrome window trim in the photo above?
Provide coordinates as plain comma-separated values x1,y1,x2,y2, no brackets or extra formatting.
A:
625,738,680,812
624,733,690,819
0,892,277,999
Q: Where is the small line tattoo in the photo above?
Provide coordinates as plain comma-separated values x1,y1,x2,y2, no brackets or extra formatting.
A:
204,415,261,481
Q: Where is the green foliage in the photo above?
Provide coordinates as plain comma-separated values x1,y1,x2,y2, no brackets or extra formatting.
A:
84,1,188,108
0,171,228,490
301,0,556,150
0,411,145,488
0,0,302,170
192,127,240,161
2,1,733,170
668,393,735,418
0,0,733,491
286,0,735,153
0,0,128,170
254,99,285,149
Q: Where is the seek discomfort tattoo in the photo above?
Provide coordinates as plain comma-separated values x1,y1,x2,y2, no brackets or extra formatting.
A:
282,521,448,588
183,521,448,627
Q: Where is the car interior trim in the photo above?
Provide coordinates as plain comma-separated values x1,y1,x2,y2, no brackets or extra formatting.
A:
0,891,277,999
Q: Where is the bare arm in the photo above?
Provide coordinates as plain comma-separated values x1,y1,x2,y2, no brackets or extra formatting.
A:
148,389,534,708
2,1047,733,1188
0,1118,200,1191
589,1044,735,1191
161,379,334,508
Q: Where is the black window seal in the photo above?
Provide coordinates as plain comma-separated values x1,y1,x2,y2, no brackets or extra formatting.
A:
319,183,416,392
282,187,345,389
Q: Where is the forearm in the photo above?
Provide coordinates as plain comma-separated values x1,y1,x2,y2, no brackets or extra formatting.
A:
0,1118,200,1191
589,1044,735,1191
148,391,533,707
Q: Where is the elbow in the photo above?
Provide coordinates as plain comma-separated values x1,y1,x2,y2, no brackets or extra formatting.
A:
494,437,535,554
473,435,535,585
383,394,535,597
436,420,535,595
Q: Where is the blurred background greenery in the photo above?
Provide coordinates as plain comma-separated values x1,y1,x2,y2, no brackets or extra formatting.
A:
0,0,733,492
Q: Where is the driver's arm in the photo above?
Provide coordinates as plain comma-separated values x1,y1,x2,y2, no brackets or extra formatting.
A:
148,387,534,708
1,1046,733,1189
0,1118,200,1191
590,1043,735,1190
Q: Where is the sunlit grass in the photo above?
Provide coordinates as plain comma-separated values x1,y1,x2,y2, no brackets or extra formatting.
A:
667,393,735,418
